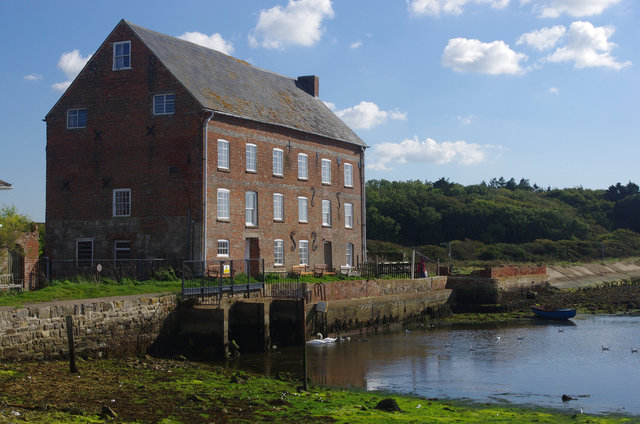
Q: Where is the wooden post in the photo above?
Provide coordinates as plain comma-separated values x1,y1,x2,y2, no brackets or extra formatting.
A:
65,315,78,373
300,298,308,391
411,250,415,280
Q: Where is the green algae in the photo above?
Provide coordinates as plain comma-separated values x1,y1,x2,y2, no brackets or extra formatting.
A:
0,359,635,424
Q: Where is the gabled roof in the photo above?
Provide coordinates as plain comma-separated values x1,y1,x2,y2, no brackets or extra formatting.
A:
0,180,12,190
125,21,365,148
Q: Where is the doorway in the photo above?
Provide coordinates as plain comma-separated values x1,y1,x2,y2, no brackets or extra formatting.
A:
244,238,260,278
323,241,333,269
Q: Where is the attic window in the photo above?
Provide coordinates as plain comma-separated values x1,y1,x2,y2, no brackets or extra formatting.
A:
67,108,87,129
154,94,175,115
113,41,131,70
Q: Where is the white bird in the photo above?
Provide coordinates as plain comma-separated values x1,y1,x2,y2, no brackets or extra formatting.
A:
602,345,610,351
405,329,411,334
445,342,453,347
469,345,476,351
306,333,337,345
632,347,638,353
496,336,501,341
517,335,524,340
558,328,564,333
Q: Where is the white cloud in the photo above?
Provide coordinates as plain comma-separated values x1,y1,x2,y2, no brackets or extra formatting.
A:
522,0,621,18
545,21,630,70
548,86,559,94
249,0,334,49
52,50,91,92
408,0,510,16
457,114,476,125
368,136,497,170
328,101,407,130
442,38,527,75
517,25,566,51
178,31,234,55
23,74,42,81
350,41,362,49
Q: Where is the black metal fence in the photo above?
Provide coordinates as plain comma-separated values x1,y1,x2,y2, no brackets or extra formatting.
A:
182,259,267,304
39,257,181,285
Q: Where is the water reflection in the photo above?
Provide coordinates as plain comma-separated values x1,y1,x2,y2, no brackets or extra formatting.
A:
220,315,640,416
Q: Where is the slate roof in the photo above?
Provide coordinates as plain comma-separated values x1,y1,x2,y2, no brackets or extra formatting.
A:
126,21,365,147
0,180,12,190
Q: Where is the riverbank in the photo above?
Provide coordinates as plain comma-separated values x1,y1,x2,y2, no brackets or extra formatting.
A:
0,357,636,424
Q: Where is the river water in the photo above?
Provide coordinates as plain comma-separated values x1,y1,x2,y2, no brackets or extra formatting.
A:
221,314,640,416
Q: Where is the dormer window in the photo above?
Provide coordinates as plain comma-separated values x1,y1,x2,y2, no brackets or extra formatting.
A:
153,94,175,115
113,41,131,70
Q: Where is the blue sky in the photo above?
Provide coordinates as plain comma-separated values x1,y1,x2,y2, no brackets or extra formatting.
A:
1,0,638,222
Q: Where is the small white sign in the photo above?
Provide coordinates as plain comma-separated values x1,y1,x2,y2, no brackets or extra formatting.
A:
96,264,103,272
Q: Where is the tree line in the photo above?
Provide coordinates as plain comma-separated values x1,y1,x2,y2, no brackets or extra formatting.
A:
366,178,640,263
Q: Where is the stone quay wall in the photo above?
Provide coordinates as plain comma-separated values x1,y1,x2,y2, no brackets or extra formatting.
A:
0,294,177,361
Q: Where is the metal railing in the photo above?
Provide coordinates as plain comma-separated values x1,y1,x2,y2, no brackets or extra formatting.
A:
39,258,180,284
182,258,266,304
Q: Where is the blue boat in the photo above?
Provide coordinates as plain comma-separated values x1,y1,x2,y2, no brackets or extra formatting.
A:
531,306,576,320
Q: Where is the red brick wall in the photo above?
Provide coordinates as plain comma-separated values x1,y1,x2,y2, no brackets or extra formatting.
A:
46,22,204,260
205,115,364,271
471,265,547,278
15,231,39,290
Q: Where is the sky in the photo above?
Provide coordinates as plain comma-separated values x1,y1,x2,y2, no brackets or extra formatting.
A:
1,0,638,222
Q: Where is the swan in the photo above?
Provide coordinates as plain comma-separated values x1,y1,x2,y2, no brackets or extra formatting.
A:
306,333,337,345
631,347,637,353
601,345,610,351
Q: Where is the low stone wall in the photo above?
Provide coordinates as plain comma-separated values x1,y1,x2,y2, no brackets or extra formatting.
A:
305,276,447,303
0,294,177,361
446,271,548,306
305,277,452,336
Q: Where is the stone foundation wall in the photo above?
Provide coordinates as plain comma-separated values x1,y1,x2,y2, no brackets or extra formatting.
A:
0,294,177,361
306,277,447,303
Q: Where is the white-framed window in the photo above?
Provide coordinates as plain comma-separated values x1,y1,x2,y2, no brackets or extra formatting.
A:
321,158,331,184
218,139,229,170
298,196,308,223
273,193,284,221
153,94,175,115
217,188,230,220
298,153,308,180
346,243,354,267
345,203,354,228
113,41,131,70
245,191,257,226
246,143,257,172
113,189,131,217
344,163,353,188
114,240,131,260
299,240,309,265
67,108,87,129
274,239,284,266
273,148,283,176
322,199,331,227
217,239,230,257
76,239,93,268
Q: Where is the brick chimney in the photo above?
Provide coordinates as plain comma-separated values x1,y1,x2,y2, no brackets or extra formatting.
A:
296,75,319,97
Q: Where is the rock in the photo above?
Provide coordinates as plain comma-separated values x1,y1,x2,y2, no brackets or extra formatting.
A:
562,394,574,402
101,405,117,418
375,398,402,412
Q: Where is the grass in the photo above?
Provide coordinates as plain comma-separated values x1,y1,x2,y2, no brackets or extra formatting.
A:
0,358,636,424
0,279,181,307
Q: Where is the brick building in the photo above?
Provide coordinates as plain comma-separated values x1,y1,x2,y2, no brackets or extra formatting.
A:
45,20,366,272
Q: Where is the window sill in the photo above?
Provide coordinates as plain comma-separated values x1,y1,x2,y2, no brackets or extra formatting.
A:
217,218,230,223
322,225,332,228
273,219,284,223
298,177,308,181
322,182,331,186
245,225,258,229
273,174,284,178
112,67,132,71
246,170,257,174
298,221,308,224
218,168,230,173
344,185,354,189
